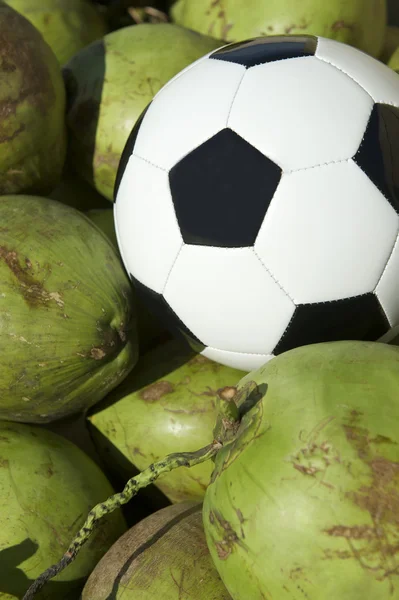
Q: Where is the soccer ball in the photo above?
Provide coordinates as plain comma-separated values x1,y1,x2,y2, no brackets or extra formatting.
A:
114,35,399,372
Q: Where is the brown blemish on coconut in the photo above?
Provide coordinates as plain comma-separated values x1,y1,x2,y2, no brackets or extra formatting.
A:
285,21,311,35
0,5,56,146
291,417,343,488
81,324,127,361
0,123,26,143
0,458,9,467
1,59,16,73
35,462,54,478
331,20,355,32
140,380,175,402
132,446,146,458
325,525,380,540
343,425,397,459
293,462,321,476
188,472,208,491
90,347,106,360
210,509,246,560
235,508,244,523
205,0,233,40
322,421,399,591
0,246,64,309
164,405,211,415
199,387,218,398
170,567,190,598
190,355,209,366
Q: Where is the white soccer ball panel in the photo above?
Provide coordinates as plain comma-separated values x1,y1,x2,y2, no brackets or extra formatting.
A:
254,160,399,304
114,155,182,293
315,37,399,106
228,55,373,172
201,346,274,372
375,235,399,327
163,245,295,354
131,58,246,170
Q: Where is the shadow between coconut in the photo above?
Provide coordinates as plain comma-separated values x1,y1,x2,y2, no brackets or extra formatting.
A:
62,38,106,189
0,538,85,599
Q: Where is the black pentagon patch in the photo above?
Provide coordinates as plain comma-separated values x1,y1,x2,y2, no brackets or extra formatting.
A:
130,275,206,354
273,293,390,356
210,35,318,69
169,128,282,247
114,103,151,201
353,103,399,215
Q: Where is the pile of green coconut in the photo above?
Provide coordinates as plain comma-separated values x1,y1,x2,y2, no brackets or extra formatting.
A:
1,1,399,599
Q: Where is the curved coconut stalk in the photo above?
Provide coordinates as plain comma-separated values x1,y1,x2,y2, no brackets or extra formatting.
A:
22,381,262,599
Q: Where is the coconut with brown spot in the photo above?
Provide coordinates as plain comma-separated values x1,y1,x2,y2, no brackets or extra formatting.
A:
63,22,222,201
203,340,399,599
0,420,126,599
170,0,387,57
21,340,399,599
3,0,107,65
87,337,245,503
0,2,66,195
0,195,138,423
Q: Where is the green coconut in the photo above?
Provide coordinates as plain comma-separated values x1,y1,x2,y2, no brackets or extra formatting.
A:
4,0,107,65
49,165,110,211
82,502,231,599
388,45,399,71
380,24,399,62
203,340,399,599
170,0,387,57
0,195,138,424
0,421,126,600
87,337,245,503
0,2,66,195
23,340,399,598
64,22,222,200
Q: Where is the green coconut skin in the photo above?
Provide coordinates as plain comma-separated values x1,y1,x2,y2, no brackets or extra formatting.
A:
203,340,399,599
0,195,138,424
87,338,245,503
0,421,126,600
380,25,399,62
64,23,222,201
82,502,231,599
170,0,386,57
388,45,399,71
0,3,67,195
4,0,107,65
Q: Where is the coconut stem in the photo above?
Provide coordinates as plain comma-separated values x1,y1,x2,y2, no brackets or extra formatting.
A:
22,440,222,600
213,380,260,442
